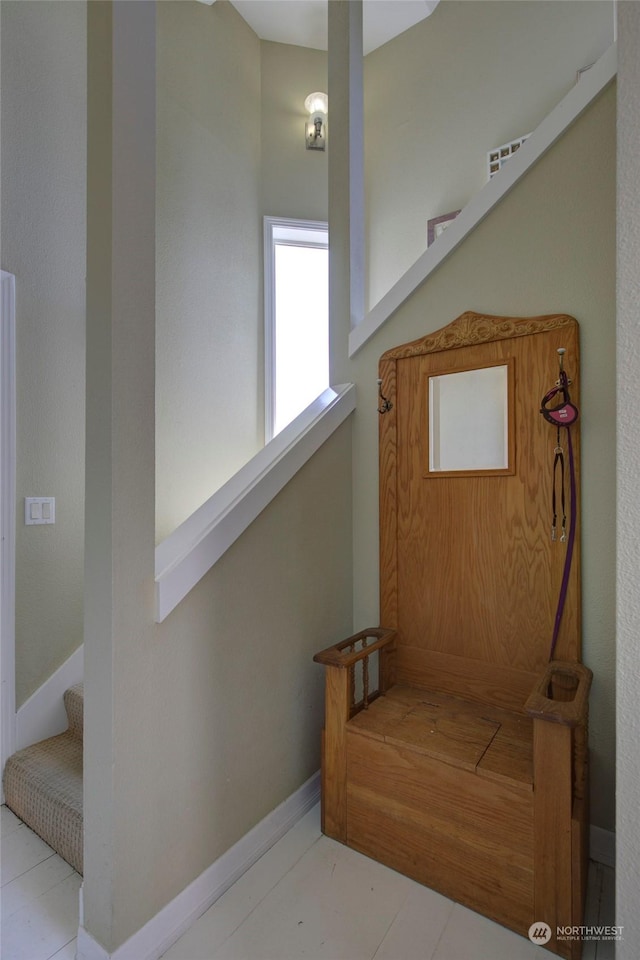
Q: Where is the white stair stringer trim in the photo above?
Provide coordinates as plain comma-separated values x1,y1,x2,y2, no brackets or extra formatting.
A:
349,42,617,357
15,644,84,751
590,824,615,869
76,771,321,960
155,383,356,622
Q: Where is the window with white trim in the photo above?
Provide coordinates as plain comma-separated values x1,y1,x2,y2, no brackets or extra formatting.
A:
264,217,329,440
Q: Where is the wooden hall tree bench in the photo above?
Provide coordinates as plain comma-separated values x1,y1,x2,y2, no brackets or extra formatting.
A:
314,313,592,960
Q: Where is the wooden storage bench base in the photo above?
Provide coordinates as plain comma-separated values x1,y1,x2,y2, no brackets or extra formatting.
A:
344,686,535,935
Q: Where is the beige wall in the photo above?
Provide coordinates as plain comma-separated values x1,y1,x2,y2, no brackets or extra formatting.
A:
261,40,328,222
112,424,352,945
342,86,616,831
156,11,332,544
616,3,640,953
364,0,614,310
156,0,262,542
0,0,87,706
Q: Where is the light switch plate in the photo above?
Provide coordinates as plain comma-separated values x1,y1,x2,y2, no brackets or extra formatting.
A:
25,497,55,525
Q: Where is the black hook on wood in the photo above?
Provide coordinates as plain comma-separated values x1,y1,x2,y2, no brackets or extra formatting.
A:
377,379,393,414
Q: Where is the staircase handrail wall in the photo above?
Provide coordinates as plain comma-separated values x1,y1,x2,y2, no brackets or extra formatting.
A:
155,383,356,622
349,43,617,358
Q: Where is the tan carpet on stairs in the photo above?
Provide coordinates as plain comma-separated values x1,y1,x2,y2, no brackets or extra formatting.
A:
3,683,83,874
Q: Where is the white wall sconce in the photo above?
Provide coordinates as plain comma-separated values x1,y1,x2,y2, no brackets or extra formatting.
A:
305,92,328,151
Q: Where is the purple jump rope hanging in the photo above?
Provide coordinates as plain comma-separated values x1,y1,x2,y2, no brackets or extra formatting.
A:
540,348,579,661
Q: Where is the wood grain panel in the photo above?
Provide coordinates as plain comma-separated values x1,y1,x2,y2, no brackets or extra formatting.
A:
347,734,534,933
378,357,398,636
383,703,499,772
385,319,580,682
347,692,408,741
322,667,350,842
394,646,538,712
348,683,533,786
533,719,573,958
476,715,534,791
347,733,533,861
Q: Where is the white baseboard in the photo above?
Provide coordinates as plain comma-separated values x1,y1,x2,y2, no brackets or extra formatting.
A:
15,644,84,751
76,771,321,960
590,824,615,868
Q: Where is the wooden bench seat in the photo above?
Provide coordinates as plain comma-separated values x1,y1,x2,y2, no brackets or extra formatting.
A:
348,684,533,789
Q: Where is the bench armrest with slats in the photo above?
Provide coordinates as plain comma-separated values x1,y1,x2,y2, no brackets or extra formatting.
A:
314,627,396,716
313,627,396,668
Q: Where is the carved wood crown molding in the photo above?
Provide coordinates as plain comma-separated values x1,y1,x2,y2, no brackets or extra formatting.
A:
379,311,577,363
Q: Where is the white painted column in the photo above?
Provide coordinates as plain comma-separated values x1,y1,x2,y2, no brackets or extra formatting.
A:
0,271,16,796
82,0,156,954
328,0,364,383
617,4,640,957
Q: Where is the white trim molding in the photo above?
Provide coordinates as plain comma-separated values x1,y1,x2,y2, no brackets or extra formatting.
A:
349,42,617,357
155,383,356,622
1,270,16,796
15,644,84,751
76,772,321,960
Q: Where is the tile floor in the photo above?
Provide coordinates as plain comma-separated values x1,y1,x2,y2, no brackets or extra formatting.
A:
1,803,616,960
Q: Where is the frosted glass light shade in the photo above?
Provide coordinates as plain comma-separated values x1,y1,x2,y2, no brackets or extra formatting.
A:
304,92,328,116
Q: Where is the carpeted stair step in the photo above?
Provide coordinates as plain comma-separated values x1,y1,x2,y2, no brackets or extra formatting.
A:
3,683,83,875
63,683,83,739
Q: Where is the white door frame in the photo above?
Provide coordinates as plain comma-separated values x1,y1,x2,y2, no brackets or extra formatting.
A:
1,270,17,797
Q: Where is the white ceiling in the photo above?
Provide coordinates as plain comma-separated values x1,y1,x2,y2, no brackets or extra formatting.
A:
228,1,440,56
